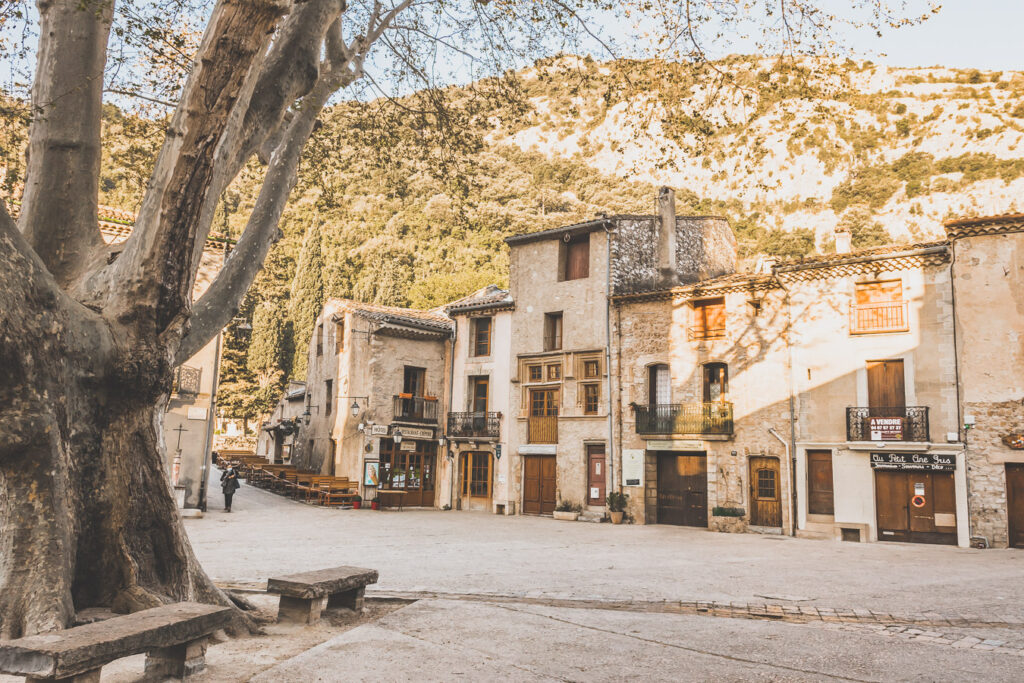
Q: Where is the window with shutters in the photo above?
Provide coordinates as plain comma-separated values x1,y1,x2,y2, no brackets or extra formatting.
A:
648,364,670,406
543,312,563,351
851,280,907,334
560,234,590,280
689,298,726,340
471,317,492,356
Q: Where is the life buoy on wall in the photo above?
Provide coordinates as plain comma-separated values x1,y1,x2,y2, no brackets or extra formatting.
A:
911,494,926,508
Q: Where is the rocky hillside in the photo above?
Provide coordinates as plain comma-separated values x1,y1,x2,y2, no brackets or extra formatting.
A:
501,57,1024,245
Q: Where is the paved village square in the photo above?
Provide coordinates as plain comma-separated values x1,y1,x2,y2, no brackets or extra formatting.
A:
4,2,1024,682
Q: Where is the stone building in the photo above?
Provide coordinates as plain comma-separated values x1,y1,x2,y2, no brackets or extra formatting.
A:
443,286,516,513
293,299,453,506
776,239,965,545
946,214,1024,548
504,188,736,519
257,381,307,463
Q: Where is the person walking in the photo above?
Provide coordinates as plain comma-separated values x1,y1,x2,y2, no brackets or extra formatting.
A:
220,465,240,512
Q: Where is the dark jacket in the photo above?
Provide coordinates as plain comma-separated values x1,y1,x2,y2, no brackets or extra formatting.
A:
220,467,240,493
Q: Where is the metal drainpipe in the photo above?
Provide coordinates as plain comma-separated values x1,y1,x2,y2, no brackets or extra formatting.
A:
948,240,972,542
447,322,457,510
774,271,799,537
603,220,617,494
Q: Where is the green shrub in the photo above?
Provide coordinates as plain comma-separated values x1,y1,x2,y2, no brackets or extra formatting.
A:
830,165,901,212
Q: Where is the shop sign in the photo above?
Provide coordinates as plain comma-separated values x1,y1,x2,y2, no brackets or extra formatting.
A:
870,452,955,471
646,440,702,451
395,426,434,440
400,441,417,451
369,425,389,436
869,417,904,441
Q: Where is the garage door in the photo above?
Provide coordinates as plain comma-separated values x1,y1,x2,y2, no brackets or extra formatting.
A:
656,452,708,527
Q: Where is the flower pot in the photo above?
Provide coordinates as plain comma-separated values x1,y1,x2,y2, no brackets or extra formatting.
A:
370,501,380,510
352,501,361,509
609,511,624,524
552,510,579,521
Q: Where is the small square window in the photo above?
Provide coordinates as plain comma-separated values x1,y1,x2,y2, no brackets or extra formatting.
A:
527,365,543,382
547,364,561,381
583,359,600,378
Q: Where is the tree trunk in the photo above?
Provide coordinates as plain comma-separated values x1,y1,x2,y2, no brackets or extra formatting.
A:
0,216,234,639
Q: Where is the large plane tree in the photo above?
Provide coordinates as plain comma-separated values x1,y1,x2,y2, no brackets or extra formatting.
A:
0,0,929,637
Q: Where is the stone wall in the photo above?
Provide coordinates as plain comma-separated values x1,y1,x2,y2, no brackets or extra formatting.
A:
964,400,1024,547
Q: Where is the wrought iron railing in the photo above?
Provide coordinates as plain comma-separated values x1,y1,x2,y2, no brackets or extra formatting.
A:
846,406,930,442
447,411,501,439
393,395,439,424
528,416,558,444
633,402,734,435
849,301,909,334
687,325,726,341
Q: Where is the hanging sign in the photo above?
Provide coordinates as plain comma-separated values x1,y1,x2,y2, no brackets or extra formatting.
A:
400,441,417,451
396,426,434,440
870,452,955,471
369,425,389,436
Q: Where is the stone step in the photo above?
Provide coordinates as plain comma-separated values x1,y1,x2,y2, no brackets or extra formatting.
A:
578,510,605,523
795,529,833,540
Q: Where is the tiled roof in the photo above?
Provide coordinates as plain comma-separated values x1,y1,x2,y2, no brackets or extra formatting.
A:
945,212,1024,239
612,272,776,302
773,240,949,271
503,214,728,246
444,285,514,314
328,299,453,333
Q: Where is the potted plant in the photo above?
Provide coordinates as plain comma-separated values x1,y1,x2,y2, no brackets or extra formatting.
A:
351,494,362,510
606,491,628,524
369,497,380,510
553,500,582,521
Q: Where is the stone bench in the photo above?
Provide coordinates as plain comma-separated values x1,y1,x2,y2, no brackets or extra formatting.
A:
267,566,378,624
0,602,233,682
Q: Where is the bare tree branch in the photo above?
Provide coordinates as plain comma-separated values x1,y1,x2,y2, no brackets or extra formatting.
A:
17,0,113,287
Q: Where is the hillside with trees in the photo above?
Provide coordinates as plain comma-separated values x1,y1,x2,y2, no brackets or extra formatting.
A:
4,56,1022,422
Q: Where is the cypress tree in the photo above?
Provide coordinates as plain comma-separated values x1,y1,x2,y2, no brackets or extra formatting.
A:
288,222,325,380
247,300,290,412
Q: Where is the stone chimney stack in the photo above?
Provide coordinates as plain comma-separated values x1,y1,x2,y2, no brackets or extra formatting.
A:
834,229,852,255
657,186,677,286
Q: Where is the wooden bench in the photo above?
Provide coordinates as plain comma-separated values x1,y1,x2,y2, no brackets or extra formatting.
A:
318,479,357,507
266,567,378,625
0,602,232,682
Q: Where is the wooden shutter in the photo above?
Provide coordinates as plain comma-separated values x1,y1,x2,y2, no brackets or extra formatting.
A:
566,237,590,280
867,360,905,411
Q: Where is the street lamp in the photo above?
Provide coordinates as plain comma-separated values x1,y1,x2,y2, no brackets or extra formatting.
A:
302,404,318,426
392,427,404,445
350,400,361,418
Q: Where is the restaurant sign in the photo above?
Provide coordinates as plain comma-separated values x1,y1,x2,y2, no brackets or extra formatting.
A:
869,417,904,441
394,426,434,440
870,452,955,471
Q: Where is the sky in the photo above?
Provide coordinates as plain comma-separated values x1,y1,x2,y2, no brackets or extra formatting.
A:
847,1,1024,71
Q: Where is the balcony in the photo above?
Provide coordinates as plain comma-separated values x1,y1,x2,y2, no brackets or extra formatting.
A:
633,402,734,436
447,411,501,439
687,326,725,341
850,301,909,334
393,395,439,424
846,406,930,442
528,416,558,444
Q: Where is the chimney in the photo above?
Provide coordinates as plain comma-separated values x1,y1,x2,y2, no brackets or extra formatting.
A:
756,256,777,275
834,229,852,255
657,186,677,286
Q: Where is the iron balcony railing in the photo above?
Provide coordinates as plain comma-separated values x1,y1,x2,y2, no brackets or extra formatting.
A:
687,325,726,341
447,411,501,439
393,395,439,424
846,406,930,442
633,402,734,435
528,415,558,444
849,301,909,334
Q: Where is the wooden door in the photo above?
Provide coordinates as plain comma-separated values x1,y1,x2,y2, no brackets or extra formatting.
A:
587,444,606,506
1007,464,1024,548
749,456,782,527
460,451,492,511
867,360,905,416
807,450,834,515
875,470,956,545
656,452,708,527
523,455,556,515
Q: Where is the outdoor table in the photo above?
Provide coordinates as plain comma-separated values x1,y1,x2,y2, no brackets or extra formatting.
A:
377,489,406,511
